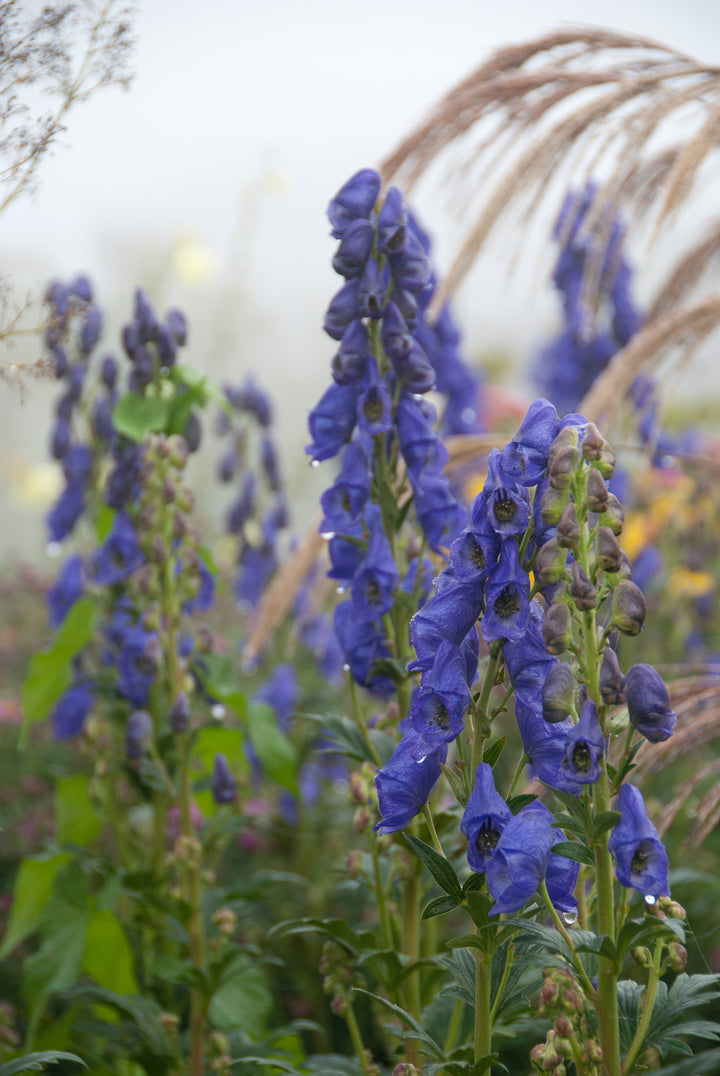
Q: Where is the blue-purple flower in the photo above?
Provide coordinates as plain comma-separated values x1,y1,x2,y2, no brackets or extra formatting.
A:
408,640,471,749
625,663,677,743
52,681,94,739
461,763,512,873
92,512,144,586
482,540,530,642
375,729,447,834
608,783,670,897
561,699,604,784
47,554,84,627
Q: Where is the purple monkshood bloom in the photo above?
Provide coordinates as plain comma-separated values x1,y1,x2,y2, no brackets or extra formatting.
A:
183,557,215,614
449,520,500,585
324,280,361,342
515,699,581,795
52,681,94,739
499,399,560,486
408,570,484,673
125,709,153,758
327,169,382,239
482,540,531,643
47,554,83,627
608,783,670,897
358,257,387,320
478,450,531,537
357,357,394,436
306,381,359,463
327,519,366,584
386,228,433,294
401,556,435,609
502,600,556,707
396,393,449,477
212,753,237,804
380,301,435,393
375,729,448,834
561,698,604,784
486,799,579,916
254,664,299,730
334,601,395,697
409,640,471,749
413,471,468,554
235,537,277,610
320,440,372,534
116,624,160,706
332,318,370,385
350,506,400,621
377,186,407,253
92,512,144,586
625,663,677,743
461,763,513,873
332,218,375,279
46,483,86,543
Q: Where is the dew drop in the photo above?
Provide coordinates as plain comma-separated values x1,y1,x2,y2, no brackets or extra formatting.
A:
412,393,424,401
644,894,657,906
310,459,320,469
160,366,170,376
336,585,346,595
9,363,17,374
211,704,226,720
46,541,62,559
342,662,351,672
320,530,336,540
461,407,477,425
415,755,428,764
563,910,578,925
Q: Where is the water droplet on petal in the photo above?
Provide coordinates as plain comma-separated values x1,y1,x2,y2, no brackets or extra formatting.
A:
415,755,428,764
211,704,226,720
310,459,320,469
412,393,424,401
320,530,336,540
563,910,578,925
46,541,62,559
336,585,346,595
644,894,657,906
342,662,351,672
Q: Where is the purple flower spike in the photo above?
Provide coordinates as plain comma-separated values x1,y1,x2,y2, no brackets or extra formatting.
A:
333,601,395,697
306,381,359,463
358,258,387,319
332,319,370,386
327,168,381,239
350,506,400,621
461,763,512,873
449,522,500,584
324,279,362,341
479,450,531,537
377,186,407,253
320,440,371,532
409,640,471,748
381,302,435,393
626,663,677,743
608,783,670,897
125,709,153,758
92,512,144,586
561,699,604,784
387,229,432,293
515,699,581,795
408,573,484,673
48,554,84,628
52,682,94,739
357,358,394,436
212,753,237,804
375,729,447,834
500,399,560,486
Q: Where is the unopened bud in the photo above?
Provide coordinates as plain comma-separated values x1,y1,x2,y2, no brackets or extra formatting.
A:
667,942,687,972
167,435,189,468
392,1065,421,1076
585,468,609,512
596,526,622,574
554,1015,573,1037
542,662,575,723
599,648,626,706
570,561,596,610
169,692,191,733
557,502,581,550
330,994,347,1016
150,533,167,563
599,493,624,535
541,485,570,527
631,946,653,968
346,850,363,878
612,580,647,636
659,897,686,920
542,602,572,655
548,444,579,490
353,806,372,832
536,538,568,587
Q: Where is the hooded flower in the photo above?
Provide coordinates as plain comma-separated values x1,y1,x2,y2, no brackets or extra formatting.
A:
499,398,559,486
625,663,677,743
409,640,471,749
561,698,604,784
461,763,513,873
608,783,670,897
482,540,531,642
375,729,447,834
92,512,144,586
479,450,531,537
350,506,400,621
52,681,94,739
408,571,484,673
47,554,84,627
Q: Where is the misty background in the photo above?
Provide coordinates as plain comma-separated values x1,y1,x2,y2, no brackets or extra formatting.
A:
2,0,720,563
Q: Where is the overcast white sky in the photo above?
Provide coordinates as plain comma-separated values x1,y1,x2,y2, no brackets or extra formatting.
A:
2,0,720,557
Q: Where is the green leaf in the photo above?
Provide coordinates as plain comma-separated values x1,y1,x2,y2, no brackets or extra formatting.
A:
207,953,272,1034
464,890,494,929
20,597,97,742
552,840,595,867
82,909,138,995
246,701,298,795
651,1048,720,1076
0,1053,86,1075
173,363,230,409
0,853,70,957
551,788,592,835
405,834,462,901
269,917,376,955
112,393,171,442
422,894,461,920
55,775,103,847
592,810,622,840
506,794,536,815
482,737,505,769
352,988,445,1060
444,934,486,952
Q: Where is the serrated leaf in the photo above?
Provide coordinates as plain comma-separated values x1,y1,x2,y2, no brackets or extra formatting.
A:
445,934,486,951
269,917,376,955
112,393,171,442
422,894,461,920
552,840,595,867
652,1048,720,1076
0,1053,86,1075
592,810,622,840
352,988,445,1060
405,834,462,901
208,953,272,1034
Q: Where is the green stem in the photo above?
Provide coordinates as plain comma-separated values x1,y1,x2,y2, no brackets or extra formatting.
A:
471,650,501,776
347,671,382,767
370,835,395,953
489,942,513,1024
621,938,663,1075
344,998,370,1076
474,934,493,1068
539,881,597,1003
422,803,445,857
594,763,622,1076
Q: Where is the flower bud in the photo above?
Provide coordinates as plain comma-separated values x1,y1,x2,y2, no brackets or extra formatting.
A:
212,753,236,804
549,425,579,462
125,709,153,758
581,423,616,475
535,538,568,586
667,942,687,972
596,526,622,574
170,692,191,733
167,435,189,469
612,580,647,636
659,897,686,920
541,485,570,526
599,648,626,706
556,502,581,550
585,468,609,512
548,444,579,490
631,946,653,968
599,493,624,536
570,561,596,610
542,602,572,655
625,663,677,742
542,662,575,723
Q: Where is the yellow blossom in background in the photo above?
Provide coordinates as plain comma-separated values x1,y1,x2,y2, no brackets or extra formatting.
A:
667,567,715,599
172,233,219,285
621,511,654,561
3,458,61,506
